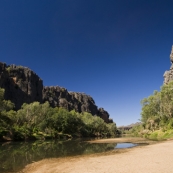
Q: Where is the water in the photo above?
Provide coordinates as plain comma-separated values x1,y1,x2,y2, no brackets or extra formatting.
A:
115,143,138,148
0,139,138,173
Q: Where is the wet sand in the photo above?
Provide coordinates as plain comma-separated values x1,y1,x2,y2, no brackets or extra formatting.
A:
21,138,173,173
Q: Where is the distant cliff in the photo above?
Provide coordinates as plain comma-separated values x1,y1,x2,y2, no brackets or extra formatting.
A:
0,62,113,123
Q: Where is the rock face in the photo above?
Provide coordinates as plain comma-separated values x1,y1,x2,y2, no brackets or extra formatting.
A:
0,62,112,123
164,46,173,84
0,62,43,109
98,108,112,123
170,45,173,63
42,87,98,115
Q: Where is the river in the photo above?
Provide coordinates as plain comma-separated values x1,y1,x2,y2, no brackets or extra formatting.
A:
0,138,145,173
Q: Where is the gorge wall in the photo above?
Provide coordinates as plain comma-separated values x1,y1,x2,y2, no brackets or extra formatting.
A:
164,46,173,84
0,62,113,123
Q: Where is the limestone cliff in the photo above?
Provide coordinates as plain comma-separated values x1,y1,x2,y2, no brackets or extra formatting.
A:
98,108,113,123
42,87,98,115
0,62,43,109
0,62,112,123
164,46,173,84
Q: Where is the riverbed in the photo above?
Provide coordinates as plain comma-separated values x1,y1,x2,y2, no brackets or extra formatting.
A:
21,139,173,173
0,137,157,173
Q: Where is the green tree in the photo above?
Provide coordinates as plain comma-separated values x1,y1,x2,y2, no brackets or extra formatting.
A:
141,90,160,128
139,81,173,136
160,81,173,118
0,88,16,140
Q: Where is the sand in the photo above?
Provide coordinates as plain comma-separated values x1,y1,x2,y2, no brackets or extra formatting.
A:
21,138,173,173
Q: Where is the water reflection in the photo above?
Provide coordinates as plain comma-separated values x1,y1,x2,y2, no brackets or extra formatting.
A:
0,139,117,173
115,143,137,148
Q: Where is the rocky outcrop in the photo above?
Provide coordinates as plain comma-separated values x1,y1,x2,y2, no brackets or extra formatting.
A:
170,45,173,63
164,46,173,84
0,62,113,123
42,87,98,115
97,108,113,123
69,92,98,115
0,62,43,109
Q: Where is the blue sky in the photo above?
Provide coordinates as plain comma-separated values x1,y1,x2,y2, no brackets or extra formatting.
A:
1,0,173,126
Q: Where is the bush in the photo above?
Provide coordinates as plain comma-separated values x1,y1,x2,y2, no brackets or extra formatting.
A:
0,88,118,141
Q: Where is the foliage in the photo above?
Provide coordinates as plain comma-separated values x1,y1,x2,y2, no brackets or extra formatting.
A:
130,81,173,139
0,88,14,112
146,129,173,140
0,88,15,135
5,66,11,73
0,88,117,141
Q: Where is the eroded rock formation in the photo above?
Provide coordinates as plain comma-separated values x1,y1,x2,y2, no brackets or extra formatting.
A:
164,46,173,84
0,62,112,123
0,62,43,109
98,108,111,123
42,87,98,115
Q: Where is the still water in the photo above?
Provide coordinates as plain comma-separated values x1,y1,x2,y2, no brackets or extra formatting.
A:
0,139,138,173
116,142,137,148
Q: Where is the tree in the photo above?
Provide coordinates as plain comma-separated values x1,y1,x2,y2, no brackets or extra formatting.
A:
141,90,160,127
140,81,173,133
0,88,14,112
160,81,173,118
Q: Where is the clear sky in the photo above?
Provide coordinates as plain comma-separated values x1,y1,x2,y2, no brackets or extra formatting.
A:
1,0,173,126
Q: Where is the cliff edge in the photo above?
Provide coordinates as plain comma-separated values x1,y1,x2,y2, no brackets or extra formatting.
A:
164,46,173,84
0,62,113,123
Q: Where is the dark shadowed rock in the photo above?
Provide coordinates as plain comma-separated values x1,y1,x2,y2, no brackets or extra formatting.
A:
0,62,113,123
108,119,113,123
0,62,43,109
43,87,98,115
42,86,79,111
98,108,110,123
164,46,173,84
69,92,98,115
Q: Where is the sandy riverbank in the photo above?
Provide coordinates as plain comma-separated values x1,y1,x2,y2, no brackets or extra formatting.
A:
21,138,173,173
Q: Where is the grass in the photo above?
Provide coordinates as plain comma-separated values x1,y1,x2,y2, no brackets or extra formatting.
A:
147,129,173,140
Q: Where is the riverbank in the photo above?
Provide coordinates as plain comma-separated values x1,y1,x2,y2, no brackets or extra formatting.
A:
20,138,173,173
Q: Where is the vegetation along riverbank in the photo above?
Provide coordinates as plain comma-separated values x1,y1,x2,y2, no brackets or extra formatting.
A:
0,87,117,142
125,81,173,140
